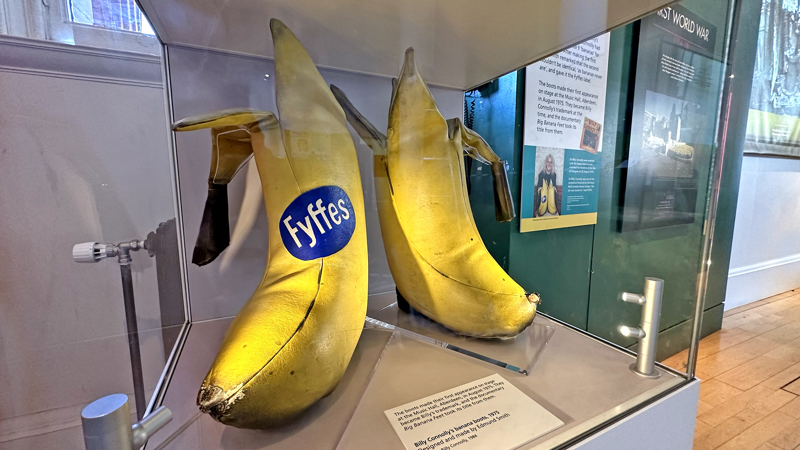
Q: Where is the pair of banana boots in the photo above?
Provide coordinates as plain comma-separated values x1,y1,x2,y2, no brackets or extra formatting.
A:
173,19,540,429
538,179,558,216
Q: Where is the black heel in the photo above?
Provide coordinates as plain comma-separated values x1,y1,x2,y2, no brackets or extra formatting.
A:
192,183,230,266
396,288,412,313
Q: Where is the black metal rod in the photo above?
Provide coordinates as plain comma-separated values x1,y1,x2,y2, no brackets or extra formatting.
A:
120,263,146,420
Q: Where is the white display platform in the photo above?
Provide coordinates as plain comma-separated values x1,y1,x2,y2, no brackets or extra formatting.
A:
146,292,693,449
569,379,699,450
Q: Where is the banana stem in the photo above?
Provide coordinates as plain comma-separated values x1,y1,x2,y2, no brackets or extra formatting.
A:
458,120,501,164
451,118,517,222
172,108,272,131
491,161,516,222
330,85,387,155
173,109,271,266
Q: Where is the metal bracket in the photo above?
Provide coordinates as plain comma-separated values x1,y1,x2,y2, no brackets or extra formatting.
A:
619,277,664,379
72,239,149,266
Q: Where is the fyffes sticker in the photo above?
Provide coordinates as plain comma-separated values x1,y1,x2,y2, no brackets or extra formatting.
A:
280,186,355,260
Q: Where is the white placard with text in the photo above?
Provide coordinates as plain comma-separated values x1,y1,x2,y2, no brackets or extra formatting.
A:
384,374,563,450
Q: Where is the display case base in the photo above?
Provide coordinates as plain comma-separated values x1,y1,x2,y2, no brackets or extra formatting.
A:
148,297,687,450
337,331,564,450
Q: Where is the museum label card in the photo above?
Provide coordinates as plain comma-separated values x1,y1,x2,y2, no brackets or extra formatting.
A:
384,374,563,450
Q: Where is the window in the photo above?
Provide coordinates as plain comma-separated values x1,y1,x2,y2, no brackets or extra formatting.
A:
67,0,155,35
0,0,160,54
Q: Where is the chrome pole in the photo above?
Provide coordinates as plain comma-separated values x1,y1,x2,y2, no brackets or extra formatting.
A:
620,277,664,378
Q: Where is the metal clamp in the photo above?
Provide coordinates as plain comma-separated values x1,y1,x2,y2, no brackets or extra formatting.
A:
81,394,172,450
619,277,664,379
73,239,149,266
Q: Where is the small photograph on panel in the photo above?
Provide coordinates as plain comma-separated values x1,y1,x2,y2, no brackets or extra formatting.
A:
533,148,564,218
580,117,602,154
642,90,699,163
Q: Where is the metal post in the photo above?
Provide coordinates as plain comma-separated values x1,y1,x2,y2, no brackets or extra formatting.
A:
73,240,149,420
81,394,172,450
636,278,663,376
81,394,134,450
120,262,146,420
687,0,759,380
620,277,664,379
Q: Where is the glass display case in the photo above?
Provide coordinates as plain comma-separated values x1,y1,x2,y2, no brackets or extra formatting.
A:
0,0,758,448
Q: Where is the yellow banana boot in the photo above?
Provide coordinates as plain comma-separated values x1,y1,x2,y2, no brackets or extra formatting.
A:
172,19,367,428
547,180,557,215
538,180,549,217
331,49,538,339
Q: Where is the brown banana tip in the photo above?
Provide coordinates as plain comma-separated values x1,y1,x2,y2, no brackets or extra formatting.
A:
402,48,417,75
527,292,541,305
197,384,226,412
269,18,281,32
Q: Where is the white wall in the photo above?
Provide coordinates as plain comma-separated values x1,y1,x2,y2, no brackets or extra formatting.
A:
0,35,174,447
725,155,800,310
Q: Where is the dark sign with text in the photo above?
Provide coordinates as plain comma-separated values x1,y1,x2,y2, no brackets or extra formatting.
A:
652,4,717,55
621,6,722,232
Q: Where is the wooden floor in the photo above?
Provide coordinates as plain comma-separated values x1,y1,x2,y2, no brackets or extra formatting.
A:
662,288,800,450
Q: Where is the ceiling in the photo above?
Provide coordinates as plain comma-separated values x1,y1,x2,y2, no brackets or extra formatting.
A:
139,0,673,89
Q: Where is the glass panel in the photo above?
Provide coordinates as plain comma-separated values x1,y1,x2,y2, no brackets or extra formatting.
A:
587,0,734,376
0,5,184,447
468,0,735,378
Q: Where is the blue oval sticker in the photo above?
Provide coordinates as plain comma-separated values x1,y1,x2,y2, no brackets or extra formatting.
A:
279,185,356,261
